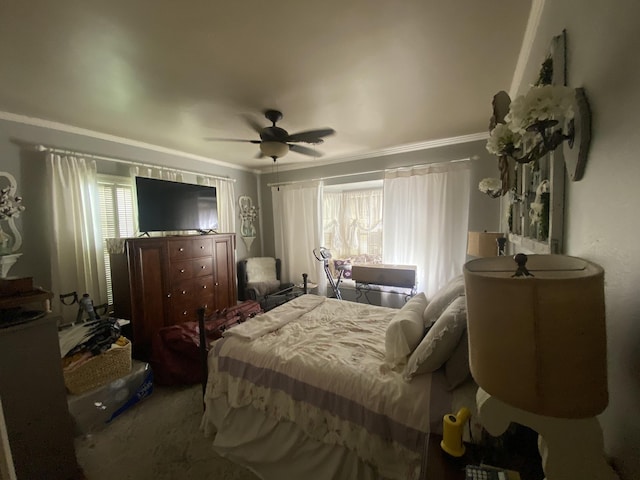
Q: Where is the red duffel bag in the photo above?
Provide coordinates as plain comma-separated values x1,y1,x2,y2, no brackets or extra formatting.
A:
150,301,262,386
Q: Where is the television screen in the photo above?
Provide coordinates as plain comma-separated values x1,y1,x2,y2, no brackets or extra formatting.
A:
135,177,219,233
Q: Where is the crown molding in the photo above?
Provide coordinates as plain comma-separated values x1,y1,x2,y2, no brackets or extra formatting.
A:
510,0,545,97
1,110,488,176
0,111,260,174
270,132,489,173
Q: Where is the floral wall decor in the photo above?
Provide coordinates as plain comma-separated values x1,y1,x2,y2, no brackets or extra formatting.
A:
478,30,588,254
238,195,258,250
0,171,26,277
481,29,592,198
0,171,26,255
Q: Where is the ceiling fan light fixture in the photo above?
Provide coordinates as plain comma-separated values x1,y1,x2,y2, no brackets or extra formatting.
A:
260,141,289,159
206,109,334,162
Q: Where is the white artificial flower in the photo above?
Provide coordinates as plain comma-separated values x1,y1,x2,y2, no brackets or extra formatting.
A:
506,85,575,134
486,123,522,156
478,177,502,194
529,202,544,226
0,187,25,221
536,179,550,194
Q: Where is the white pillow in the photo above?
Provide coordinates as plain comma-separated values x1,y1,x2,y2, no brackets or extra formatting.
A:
444,330,470,390
404,295,467,380
423,275,465,327
384,293,428,366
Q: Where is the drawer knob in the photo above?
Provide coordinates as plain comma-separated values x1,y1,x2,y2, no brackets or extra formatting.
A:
202,285,207,289
180,269,185,273
200,246,204,249
201,265,206,269
215,282,219,286
167,294,171,298
179,247,184,252
181,290,186,295
182,311,187,315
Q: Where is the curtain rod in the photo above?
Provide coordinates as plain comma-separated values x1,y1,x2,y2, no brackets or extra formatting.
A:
266,158,472,188
267,169,384,188
22,142,236,183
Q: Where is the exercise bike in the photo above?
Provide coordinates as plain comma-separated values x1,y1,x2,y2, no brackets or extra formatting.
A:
313,247,351,300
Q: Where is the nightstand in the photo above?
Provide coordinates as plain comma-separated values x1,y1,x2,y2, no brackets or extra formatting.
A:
421,430,544,480
421,433,480,480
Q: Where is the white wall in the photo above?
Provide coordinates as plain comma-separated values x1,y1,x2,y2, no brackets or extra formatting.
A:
520,2,640,478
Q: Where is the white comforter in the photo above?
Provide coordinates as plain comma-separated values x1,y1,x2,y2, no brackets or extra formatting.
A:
204,295,454,480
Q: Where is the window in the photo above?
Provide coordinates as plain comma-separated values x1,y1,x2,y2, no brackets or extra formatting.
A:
322,180,383,263
98,175,136,304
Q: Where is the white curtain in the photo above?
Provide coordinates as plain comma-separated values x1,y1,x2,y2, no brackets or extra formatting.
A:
272,181,325,292
323,189,383,259
383,160,471,299
129,166,183,182
196,175,236,234
45,154,106,325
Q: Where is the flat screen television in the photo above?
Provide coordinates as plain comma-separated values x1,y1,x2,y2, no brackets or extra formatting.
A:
135,176,219,233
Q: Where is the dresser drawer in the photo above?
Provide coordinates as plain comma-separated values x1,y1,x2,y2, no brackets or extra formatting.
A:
192,275,214,296
169,259,194,281
192,257,213,277
168,239,193,261
170,278,196,303
173,294,215,320
170,277,214,303
172,304,196,323
191,238,213,258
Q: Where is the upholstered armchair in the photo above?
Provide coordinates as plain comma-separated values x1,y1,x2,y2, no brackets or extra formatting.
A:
237,257,294,311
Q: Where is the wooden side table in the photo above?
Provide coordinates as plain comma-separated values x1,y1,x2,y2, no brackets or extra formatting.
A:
421,433,481,480
421,431,544,480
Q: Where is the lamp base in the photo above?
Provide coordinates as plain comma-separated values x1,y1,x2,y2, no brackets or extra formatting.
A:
440,439,465,457
476,388,619,480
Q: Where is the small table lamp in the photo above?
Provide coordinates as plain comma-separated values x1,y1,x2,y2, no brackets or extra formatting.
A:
467,231,505,257
463,254,619,480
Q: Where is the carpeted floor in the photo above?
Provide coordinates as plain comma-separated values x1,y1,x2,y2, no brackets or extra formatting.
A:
75,384,260,480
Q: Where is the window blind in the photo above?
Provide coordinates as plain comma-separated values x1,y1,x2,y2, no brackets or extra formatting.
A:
98,176,136,305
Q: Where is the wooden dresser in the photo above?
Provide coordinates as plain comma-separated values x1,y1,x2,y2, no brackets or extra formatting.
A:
110,233,237,358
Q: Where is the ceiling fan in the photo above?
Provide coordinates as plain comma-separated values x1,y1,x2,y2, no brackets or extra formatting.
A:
205,109,335,162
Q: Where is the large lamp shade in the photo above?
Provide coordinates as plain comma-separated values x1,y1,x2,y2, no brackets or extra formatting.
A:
463,254,608,419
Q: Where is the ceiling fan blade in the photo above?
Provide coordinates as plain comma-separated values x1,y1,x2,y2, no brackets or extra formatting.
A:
241,114,264,135
204,138,261,143
285,128,336,143
289,144,323,157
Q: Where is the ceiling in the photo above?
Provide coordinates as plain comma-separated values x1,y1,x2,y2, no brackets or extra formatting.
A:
0,0,532,172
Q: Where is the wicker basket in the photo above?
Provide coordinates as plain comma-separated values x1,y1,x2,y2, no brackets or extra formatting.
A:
63,338,132,395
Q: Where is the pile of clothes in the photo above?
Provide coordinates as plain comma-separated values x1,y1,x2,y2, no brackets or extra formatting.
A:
60,318,127,370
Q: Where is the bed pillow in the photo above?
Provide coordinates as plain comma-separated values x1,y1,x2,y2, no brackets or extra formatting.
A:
444,330,470,390
404,295,467,380
384,292,428,366
423,275,465,327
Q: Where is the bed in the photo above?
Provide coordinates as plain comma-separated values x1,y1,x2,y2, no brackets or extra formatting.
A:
200,276,479,480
